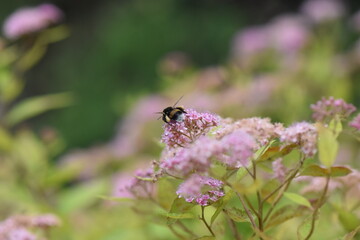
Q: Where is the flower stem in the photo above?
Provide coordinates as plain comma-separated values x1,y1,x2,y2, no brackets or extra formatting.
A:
304,174,330,240
200,206,216,237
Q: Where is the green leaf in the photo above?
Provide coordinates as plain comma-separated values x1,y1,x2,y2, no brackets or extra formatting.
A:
224,207,250,222
5,92,74,126
297,215,313,240
195,236,215,240
283,192,312,208
266,205,308,230
338,209,360,232
300,165,352,177
256,144,297,162
58,179,107,213
300,164,328,177
167,197,194,225
157,178,177,210
236,167,248,181
210,190,233,225
210,164,227,179
99,195,133,202
165,212,195,219
340,225,360,240
0,126,13,151
330,166,352,177
329,116,342,138
317,123,339,167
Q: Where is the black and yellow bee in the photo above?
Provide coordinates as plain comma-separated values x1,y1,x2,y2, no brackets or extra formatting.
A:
157,96,187,123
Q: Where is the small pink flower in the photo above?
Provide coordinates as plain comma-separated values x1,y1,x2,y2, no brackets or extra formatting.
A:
349,113,360,131
311,97,356,122
277,122,318,157
162,109,219,148
3,3,63,39
176,174,224,206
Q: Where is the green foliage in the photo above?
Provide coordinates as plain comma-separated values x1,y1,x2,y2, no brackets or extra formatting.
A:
317,123,339,167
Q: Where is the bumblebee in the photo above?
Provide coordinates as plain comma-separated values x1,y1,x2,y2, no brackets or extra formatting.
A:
162,106,187,123
158,96,187,123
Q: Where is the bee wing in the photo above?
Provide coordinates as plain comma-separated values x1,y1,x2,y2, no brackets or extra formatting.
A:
172,95,184,108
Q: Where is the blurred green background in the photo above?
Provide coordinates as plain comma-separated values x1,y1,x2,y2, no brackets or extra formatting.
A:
0,0,323,150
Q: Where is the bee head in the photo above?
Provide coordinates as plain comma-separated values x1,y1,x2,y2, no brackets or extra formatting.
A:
162,106,174,115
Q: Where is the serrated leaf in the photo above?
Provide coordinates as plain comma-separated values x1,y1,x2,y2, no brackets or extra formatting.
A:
224,207,249,222
211,190,234,225
283,192,312,208
317,123,338,167
5,92,73,126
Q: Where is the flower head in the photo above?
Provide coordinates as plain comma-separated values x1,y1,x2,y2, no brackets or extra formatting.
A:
116,166,157,199
272,158,287,182
176,174,224,206
3,4,63,39
219,130,256,168
162,109,219,148
160,136,221,177
231,26,269,58
216,117,283,147
277,122,318,157
311,97,356,122
349,113,360,131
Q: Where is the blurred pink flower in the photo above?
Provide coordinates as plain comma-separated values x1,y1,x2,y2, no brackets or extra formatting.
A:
311,97,356,122
7,228,36,240
3,3,63,39
216,117,283,147
30,214,60,228
269,15,309,54
219,130,256,168
301,0,345,23
231,26,269,58
115,166,157,200
272,158,287,182
160,136,221,177
176,174,224,206
349,113,360,131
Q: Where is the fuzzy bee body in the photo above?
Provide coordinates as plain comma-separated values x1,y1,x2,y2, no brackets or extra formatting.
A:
162,106,186,123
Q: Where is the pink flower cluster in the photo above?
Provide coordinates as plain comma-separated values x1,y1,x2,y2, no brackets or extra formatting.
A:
349,113,360,131
176,174,224,206
301,0,345,23
311,97,356,122
161,130,256,177
216,117,283,147
116,167,156,199
0,214,60,240
3,4,63,39
277,122,318,157
161,109,219,148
